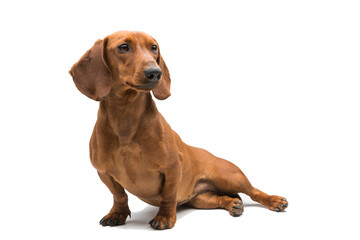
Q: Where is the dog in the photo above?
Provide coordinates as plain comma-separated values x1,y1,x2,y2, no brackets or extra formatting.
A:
69,31,288,230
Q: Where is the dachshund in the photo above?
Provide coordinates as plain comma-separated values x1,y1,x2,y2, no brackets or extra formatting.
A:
69,30,288,230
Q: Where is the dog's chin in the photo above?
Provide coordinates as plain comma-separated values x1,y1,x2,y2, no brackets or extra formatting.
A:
126,81,158,91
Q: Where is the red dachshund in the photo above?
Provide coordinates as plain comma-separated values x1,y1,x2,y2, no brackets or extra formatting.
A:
69,31,288,230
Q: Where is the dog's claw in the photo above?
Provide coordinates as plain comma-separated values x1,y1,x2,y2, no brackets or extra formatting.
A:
100,211,129,226
149,216,175,230
228,198,244,217
155,221,161,229
266,196,288,212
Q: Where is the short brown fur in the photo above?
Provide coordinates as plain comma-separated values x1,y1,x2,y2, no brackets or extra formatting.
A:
69,31,288,230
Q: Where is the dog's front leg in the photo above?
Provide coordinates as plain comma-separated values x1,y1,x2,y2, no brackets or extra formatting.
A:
97,171,131,226
149,167,180,230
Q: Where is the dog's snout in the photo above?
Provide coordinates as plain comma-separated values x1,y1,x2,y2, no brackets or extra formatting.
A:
144,67,162,82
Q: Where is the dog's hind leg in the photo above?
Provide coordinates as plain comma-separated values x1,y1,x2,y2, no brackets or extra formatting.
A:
97,171,131,226
192,147,288,212
185,192,244,217
206,156,288,212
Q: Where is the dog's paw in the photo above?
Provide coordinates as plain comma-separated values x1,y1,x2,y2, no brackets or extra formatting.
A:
149,215,176,230
228,199,244,217
99,211,131,226
267,196,288,212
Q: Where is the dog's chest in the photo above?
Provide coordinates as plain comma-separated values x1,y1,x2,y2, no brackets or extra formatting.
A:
115,146,164,198
92,142,164,199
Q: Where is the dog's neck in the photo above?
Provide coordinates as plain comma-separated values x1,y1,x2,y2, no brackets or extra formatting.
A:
98,89,159,143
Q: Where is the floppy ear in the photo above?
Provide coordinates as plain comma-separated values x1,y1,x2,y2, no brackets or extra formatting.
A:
152,50,171,100
69,39,111,101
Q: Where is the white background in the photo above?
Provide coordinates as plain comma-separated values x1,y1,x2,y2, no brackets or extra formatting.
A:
1,0,359,239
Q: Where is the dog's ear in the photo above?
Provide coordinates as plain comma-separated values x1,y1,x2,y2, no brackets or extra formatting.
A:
153,50,171,100
69,39,111,101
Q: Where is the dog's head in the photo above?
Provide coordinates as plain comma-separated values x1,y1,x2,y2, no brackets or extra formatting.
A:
69,31,171,101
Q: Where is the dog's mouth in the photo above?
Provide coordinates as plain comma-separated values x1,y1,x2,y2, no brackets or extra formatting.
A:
126,82,158,90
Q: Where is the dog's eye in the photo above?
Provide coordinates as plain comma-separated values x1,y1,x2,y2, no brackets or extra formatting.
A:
151,45,158,54
118,44,129,53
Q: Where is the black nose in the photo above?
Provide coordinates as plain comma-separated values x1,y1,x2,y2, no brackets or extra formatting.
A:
144,67,162,82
